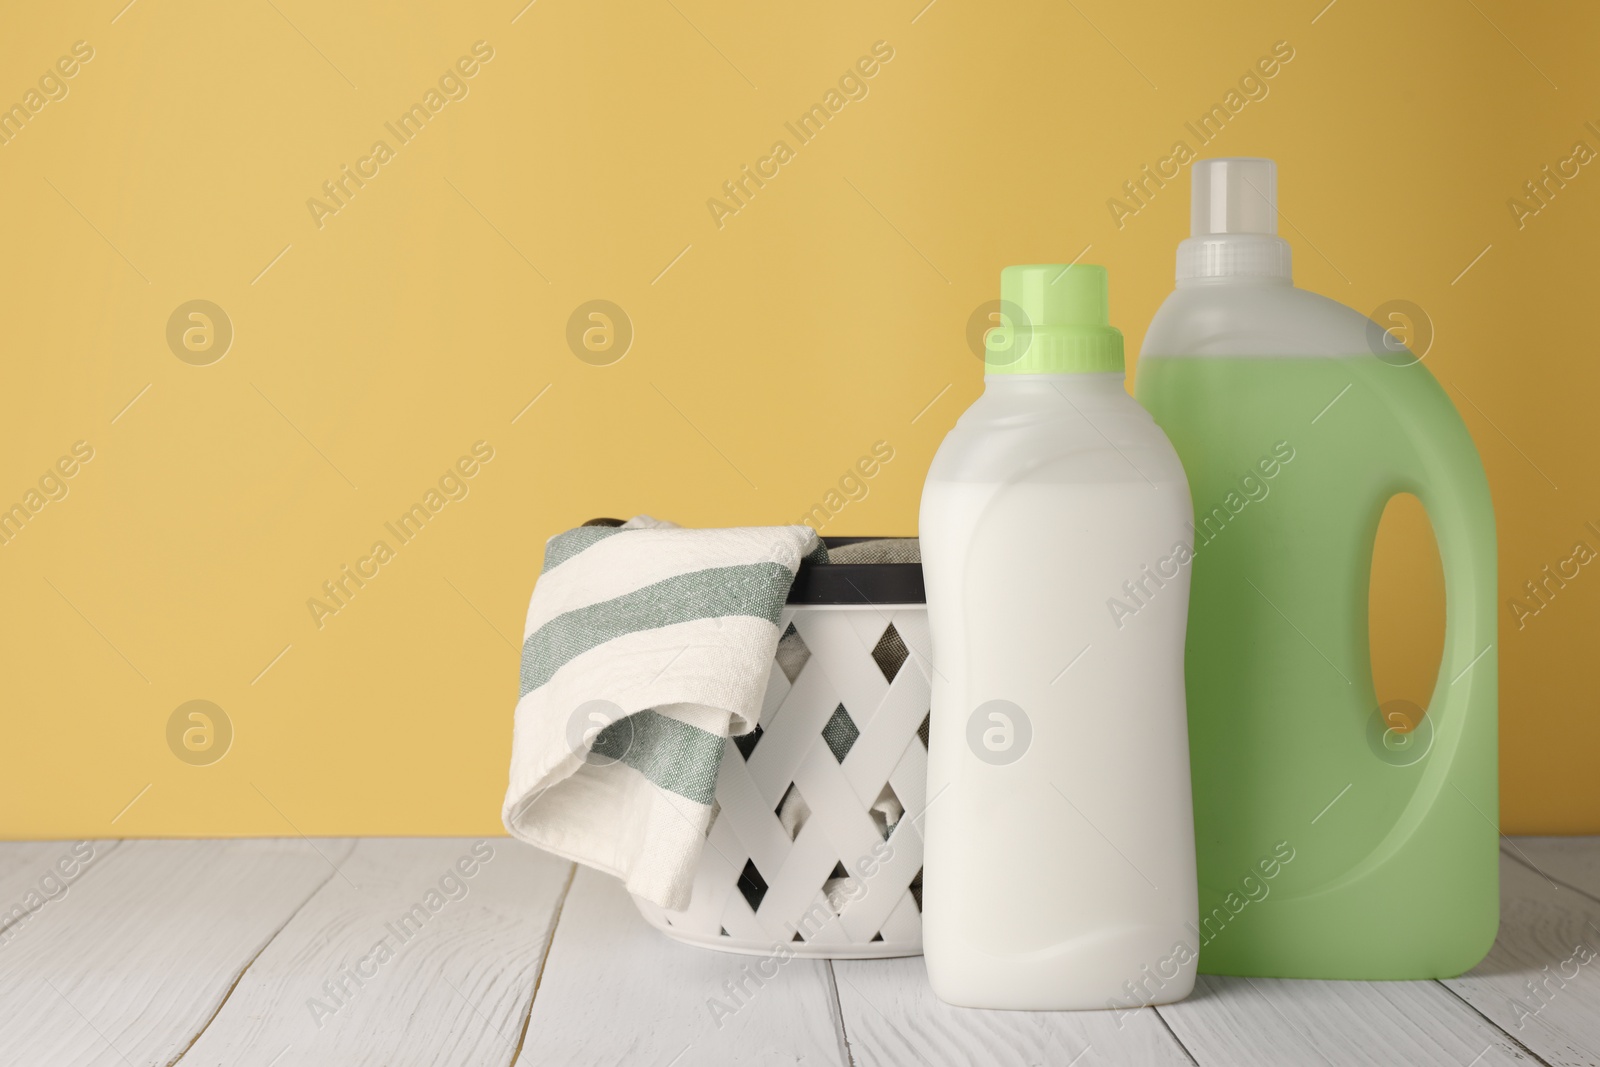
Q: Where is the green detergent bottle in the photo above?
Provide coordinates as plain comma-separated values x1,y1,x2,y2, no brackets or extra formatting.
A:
1134,158,1498,979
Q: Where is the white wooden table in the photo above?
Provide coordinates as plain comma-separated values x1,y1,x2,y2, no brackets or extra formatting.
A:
1,837,1596,1066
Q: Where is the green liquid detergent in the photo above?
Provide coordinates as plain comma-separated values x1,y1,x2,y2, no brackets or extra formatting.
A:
1134,159,1498,979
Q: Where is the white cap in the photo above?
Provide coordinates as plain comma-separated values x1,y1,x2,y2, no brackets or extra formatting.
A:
1191,158,1277,236
1177,157,1292,282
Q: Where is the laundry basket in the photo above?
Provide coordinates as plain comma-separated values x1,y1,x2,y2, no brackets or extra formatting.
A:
630,537,929,959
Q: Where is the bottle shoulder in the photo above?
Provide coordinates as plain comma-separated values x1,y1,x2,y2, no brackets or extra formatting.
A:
924,379,1187,489
1140,283,1377,358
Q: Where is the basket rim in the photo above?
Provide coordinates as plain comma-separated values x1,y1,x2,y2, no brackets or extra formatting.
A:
788,536,924,606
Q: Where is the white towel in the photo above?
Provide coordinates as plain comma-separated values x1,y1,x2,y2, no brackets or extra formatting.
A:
502,516,822,910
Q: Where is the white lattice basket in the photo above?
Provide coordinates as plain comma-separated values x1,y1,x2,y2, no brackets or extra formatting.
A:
631,548,929,959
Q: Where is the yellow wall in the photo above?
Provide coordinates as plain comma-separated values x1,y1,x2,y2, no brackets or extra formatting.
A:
2,0,1594,837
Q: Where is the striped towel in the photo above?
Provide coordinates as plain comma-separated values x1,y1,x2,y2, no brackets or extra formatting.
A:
502,516,824,910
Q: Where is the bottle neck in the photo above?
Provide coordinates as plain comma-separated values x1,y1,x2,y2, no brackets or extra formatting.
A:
981,371,1128,394
1175,234,1293,286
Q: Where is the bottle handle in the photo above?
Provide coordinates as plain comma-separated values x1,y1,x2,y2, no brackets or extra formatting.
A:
1319,367,1497,895
1414,412,1497,755
1396,373,1497,807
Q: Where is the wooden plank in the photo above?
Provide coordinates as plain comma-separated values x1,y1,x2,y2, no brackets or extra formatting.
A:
181,838,572,1067
1441,846,1600,1067
1158,971,1531,1067
519,866,849,1067
831,954,1195,1066
5,837,1591,1065
1504,835,1600,898
0,841,119,949
0,838,352,1067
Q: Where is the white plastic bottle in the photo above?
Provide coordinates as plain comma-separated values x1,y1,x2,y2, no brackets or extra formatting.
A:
919,263,1199,1010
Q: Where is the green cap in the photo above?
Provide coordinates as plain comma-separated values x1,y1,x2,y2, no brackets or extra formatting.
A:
984,263,1125,374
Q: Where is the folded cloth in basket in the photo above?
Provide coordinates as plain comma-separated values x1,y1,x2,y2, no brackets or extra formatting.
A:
502,515,824,910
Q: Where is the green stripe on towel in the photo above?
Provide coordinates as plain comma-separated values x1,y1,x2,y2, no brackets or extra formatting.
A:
541,525,629,574
519,561,795,697
590,709,725,804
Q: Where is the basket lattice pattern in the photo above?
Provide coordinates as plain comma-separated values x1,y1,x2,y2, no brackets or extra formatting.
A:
631,604,930,958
